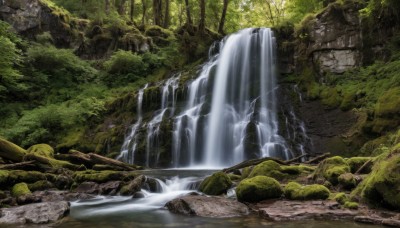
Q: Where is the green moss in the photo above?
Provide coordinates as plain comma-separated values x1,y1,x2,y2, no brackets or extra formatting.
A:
344,201,359,209
313,156,351,185
320,87,341,109
236,176,283,202
374,87,400,117
199,172,232,195
338,173,356,190
27,144,54,158
28,180,54,191
284,182,330,200
8,170,46,184
351,150,400,210
0,137,27,162
249,161,285,179
346,157,372,173
334,192,349,205
241,166,253,179
73,170,127,183
11,182,31,197
227,174,241,182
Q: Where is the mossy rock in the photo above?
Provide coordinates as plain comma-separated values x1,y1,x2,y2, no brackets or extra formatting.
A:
7,170,47,185
346,157,373,173
338,173,357,190
227,173,241,182
313,156,351,185
28,180,54,191
236,176,283,202
284,182,330,200
351,150,400,210
27,144,54,158
241,166,253,179
199,172,232,195
334,192,349,205
11,183,31,197
0,137,27,162
73,170,129,183
0,170,10,185
375,87,400,118
248,161,287,180
344,201,358,210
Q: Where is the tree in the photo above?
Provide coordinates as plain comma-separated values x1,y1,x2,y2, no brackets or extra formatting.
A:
163,0,170,28
141,0,147,25
116,0,127,15
185,0,192,26
130,0,135,22
218,0,229,34
153,0,163,26
198,0,206,34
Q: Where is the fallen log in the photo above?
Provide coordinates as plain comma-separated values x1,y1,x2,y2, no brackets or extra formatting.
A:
355,159,373,175
0,161,36,170
222,157,286,173
88,153,141,171
304,152,331,164
24,154,84,171
0,137,27,162
54,150,94,168
286,154,309,164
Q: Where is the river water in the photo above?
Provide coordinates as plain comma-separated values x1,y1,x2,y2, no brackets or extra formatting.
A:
58,169,382,228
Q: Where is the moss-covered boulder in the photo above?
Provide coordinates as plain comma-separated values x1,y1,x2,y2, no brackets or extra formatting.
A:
248,161,314,181
7,170,47,185
344,201,358,210
199,172,232,195
227,173,241,182
0,137,27,162
334,192,349,205
11,183,31,197
236,176,282,202
375,88,400,118
28,180,55,191
338,173,356,189
27,144,54,158
241,166,253,179
351,149,400,210
284,182,330,200
313,156,351,185
346,157,373,174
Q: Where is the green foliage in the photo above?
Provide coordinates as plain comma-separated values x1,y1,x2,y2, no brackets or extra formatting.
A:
236,176,283,202
199,172,232,195
284,182,331,200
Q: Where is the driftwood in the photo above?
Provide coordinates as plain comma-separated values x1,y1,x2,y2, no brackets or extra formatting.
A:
355,159,373,175
304,152,331,164
24,153,83,171
0,161,36,170
88,153,140,171
54,150,93,168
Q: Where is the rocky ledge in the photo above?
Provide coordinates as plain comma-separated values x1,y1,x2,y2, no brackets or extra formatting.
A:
166,195,249,218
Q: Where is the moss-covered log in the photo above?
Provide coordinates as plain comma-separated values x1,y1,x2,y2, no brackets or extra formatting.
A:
0,137,27,162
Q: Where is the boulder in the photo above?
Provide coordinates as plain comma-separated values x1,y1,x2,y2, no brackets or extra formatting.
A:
0,201,70,224
199,172,232,195
120,175,146,196
313,156,351,185
166,195,249,217
27,144,54,158
338,173,356,189
236,176,283,202
11,183,31,197
284,182,330,200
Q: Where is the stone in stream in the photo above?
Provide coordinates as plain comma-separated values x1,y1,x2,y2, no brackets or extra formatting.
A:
0,201,70,225
165,195,249,218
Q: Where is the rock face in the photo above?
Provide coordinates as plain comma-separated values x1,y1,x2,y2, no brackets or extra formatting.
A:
0,201,70,224
305,2,363,74
0,0,84,48
166,195,249,218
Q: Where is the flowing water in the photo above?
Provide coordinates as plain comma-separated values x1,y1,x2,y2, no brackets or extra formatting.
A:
119,28,294,168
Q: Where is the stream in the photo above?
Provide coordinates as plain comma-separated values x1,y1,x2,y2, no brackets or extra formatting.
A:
59,170,382,228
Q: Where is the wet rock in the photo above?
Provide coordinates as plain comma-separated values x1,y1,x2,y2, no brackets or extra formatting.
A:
31,190,95,202
16,194,41,205
98,181,122,195
120,175,146,196
255,200,359,221
199,172,232,195
75,182,99,194
166,195,249,218
0,201,70,225
132,191,146,199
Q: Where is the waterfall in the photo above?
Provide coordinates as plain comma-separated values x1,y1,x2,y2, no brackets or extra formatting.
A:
117,84,148,164
119,28,297,168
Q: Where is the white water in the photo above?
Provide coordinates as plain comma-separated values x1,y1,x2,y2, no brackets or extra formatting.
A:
119,28,298,168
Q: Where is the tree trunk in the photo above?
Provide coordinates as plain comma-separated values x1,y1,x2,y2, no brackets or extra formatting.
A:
130,0,135,22
198,0,206,34
141,0,147,26
218,0,229,34
105,0,110,15
163,0,170,28
153,0,163,26
117,0,127,15
184,0,192,26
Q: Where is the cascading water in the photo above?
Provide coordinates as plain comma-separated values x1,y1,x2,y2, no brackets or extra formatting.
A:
119,28,296,168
